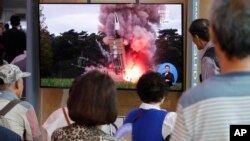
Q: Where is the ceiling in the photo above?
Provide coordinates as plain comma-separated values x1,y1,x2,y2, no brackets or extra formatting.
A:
1,0,26,9
0,0,26,20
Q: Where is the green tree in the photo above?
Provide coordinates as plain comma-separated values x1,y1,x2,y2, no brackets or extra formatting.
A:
50,30,108,78
39,6,53,77
154,29,183,82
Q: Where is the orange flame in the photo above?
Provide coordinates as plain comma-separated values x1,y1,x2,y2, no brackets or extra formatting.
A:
122,37,153,83
123,59,145,83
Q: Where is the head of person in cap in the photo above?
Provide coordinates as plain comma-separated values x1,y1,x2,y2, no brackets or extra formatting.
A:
0,64,30,98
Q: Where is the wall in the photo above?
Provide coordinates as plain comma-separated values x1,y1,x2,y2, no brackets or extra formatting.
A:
200,0,210,19
41,88,181,123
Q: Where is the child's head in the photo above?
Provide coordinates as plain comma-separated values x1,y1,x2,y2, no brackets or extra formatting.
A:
136,71,168,103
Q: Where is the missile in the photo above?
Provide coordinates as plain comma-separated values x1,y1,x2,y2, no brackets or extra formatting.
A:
113,12,120,59
114,12,120,31
110,12,126,75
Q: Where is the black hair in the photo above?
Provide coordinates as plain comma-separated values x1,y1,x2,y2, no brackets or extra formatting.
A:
10,15,20,26
165,65,170,68
189,19,210,42
4,23,9,30
136,71,168,103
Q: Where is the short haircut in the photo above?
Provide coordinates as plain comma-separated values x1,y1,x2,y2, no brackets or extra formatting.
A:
136,71,167,103
165,65,170,68
4,23,9,30
209,0,250,59
67,70,117,126
189,19,210,42
10,15,20,26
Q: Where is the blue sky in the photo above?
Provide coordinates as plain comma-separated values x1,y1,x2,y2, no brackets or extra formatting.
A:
40,4,182,36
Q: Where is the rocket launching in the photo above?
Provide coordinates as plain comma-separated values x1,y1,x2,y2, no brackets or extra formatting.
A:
109,12,126,74
114,13,120,32
99,4,165,82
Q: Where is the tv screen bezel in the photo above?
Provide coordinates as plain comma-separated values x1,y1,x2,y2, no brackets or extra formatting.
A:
38,2,186,92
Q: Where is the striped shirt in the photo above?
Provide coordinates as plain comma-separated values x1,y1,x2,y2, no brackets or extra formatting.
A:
171,72,250,141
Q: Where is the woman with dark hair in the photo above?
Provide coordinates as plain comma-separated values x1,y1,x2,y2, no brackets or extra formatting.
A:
51,70,118,141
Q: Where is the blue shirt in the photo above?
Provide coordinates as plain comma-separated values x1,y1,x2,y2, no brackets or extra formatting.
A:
123,103,176,141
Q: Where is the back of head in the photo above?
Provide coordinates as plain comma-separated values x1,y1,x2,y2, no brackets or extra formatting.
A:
0,64,30,85
189,19,210,42
136,71,167,103
209,0,250,59
67,70,117,126
4,23,9,30
10,15,20,27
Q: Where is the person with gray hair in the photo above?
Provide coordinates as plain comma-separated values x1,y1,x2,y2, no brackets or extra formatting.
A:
170,0,250,141
0,64,42,140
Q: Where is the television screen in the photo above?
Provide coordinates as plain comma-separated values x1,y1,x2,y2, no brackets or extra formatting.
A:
39,3,184,90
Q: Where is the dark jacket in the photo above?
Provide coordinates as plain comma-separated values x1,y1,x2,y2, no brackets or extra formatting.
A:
2,28,26,63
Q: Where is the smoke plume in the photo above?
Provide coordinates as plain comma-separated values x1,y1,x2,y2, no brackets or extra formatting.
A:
99,4,166,81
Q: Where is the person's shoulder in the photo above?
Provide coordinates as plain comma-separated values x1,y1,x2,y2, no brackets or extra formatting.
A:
127,108,141,114
18,100,34,110
95,126,117,141
178,78,220,108
148,109,168,118
124,108,141,123
14,29,26,36
19,30,26,35
51,126,65,139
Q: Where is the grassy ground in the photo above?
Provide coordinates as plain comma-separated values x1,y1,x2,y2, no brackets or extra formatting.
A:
41,78,74,88
41,78,182,91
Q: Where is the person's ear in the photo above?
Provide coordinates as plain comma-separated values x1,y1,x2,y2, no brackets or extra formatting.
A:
195,35,203,45
193,35,203,49
15,80,23,97
193,35,199,42
14,80,20,89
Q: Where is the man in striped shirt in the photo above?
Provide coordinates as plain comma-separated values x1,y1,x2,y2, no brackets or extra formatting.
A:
171,0,250,141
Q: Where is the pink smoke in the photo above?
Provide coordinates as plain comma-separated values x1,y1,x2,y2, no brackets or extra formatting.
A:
99,4,166,82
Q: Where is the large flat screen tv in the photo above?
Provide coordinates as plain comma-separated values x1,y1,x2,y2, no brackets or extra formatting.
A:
39,3,184,91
